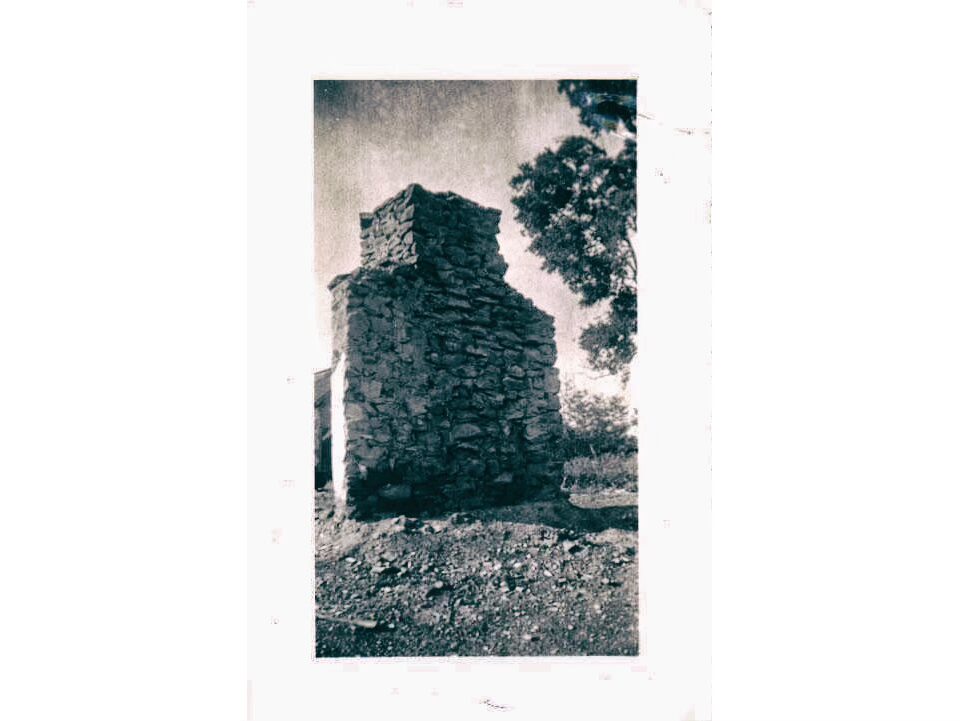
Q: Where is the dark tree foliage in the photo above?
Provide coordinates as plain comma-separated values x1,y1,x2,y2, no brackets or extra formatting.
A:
510,80,637,379
558,79,638,137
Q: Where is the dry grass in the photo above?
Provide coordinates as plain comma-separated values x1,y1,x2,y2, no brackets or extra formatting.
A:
562,452,638,493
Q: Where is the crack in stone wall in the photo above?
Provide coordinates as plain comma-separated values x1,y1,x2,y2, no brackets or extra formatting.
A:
325,184,563,518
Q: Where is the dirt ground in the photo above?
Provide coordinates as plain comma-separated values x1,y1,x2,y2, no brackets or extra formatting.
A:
315,489,639,657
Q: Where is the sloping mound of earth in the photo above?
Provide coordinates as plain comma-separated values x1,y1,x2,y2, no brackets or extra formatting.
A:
315,490,638,657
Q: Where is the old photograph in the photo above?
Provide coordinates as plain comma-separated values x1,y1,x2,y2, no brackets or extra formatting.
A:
313,80,640,657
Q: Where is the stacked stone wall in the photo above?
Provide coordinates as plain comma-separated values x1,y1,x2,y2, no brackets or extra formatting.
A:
327,184,563,518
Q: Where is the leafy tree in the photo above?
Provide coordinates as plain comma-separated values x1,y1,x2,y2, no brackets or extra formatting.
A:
510,80,637,379
558,79,638,136
559,382,637,460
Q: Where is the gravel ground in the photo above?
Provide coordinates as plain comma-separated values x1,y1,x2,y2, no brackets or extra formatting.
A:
315,489,639,657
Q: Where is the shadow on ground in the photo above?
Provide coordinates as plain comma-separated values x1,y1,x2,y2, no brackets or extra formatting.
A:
466,494,638,533
318,489,638,534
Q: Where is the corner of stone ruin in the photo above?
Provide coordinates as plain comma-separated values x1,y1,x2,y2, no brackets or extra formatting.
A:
325,185,566,520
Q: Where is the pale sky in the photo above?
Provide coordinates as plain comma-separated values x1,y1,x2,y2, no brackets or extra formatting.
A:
313,80,627,395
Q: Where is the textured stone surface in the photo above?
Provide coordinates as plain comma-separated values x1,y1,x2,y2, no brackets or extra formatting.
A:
314,369,332,489
325,184,564,518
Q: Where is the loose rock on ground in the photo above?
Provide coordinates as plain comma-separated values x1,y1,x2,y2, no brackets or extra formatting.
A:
315,489,639,657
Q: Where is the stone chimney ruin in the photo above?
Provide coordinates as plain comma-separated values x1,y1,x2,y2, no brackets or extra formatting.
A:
323,184,564,518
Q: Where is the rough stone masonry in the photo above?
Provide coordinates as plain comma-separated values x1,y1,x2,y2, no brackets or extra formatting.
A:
323,184,564,518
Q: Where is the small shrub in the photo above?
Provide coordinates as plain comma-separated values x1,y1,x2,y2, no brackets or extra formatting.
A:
562,452,638,492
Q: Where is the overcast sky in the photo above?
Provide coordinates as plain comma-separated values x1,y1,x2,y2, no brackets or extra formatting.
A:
313,79,626,395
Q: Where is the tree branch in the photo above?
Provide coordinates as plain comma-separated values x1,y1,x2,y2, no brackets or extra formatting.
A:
622,237,638,283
